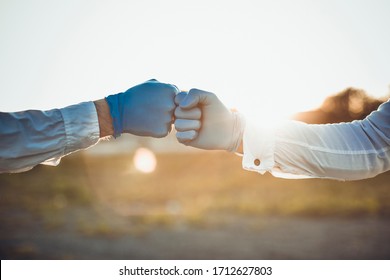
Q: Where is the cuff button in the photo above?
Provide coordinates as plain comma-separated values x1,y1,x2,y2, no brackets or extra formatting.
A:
254,159,261,166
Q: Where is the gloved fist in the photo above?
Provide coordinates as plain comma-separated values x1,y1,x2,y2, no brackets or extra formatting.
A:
105,79,178,138
174,89,245,152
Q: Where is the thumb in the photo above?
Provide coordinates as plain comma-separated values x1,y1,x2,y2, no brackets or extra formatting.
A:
180,88,214,109
175,91,188,106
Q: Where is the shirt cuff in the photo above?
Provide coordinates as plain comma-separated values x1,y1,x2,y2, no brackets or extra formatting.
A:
242,120,276,174
60,101,100,156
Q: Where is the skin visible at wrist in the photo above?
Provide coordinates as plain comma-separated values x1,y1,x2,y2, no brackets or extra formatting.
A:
94,99,114,138
236,140,244,154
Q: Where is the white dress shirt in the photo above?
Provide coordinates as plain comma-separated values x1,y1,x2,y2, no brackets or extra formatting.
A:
0,102,100,173
242,99,390,180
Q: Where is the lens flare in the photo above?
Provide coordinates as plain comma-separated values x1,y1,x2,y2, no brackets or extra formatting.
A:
133,148,157,173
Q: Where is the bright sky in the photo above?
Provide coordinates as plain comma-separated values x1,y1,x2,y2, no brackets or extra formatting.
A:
1,0,389,120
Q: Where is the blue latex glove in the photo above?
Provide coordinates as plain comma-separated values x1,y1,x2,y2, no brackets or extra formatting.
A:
106,79,178,138
174,89,245,152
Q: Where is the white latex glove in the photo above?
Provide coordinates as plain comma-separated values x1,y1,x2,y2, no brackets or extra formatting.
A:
174,89,245,152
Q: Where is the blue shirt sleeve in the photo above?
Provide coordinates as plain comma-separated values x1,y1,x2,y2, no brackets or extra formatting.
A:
0,101,100,173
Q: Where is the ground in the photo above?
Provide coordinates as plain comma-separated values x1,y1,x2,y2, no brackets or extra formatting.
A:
1,152,389,259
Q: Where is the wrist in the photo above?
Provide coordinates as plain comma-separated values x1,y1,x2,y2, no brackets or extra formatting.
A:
228,111,245,152
236,140,244,154
94,99,114,138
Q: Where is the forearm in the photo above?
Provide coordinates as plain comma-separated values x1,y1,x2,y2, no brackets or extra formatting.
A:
273,120,390,180
0,102,100,173
242,99,390,180
0,109,65,173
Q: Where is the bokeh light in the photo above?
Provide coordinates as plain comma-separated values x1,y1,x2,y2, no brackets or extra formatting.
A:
133,148,157,173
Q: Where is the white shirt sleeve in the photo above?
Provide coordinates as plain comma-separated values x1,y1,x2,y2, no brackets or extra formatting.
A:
0,101,100,173
242,99,390,181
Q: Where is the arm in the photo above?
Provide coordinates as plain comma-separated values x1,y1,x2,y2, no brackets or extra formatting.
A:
174,90,390,181
242,99,390,180
0,101,100,173
0,80,178,173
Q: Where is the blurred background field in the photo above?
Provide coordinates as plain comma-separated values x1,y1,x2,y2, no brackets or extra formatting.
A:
2,0,390,261
1,151,390,259
1,89,390,260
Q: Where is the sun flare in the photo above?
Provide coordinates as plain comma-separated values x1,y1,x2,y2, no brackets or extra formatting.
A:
133,148,157,173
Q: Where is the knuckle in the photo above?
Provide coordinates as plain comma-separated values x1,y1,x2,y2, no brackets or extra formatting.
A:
175,107,188,118
174,106,181,117
164,84,179,96
154,128,168,138
188,88,199,95
176,133,189,144
168,101,177,112
174,119,185,131
193,108,202,119
194,120,201,130
165,110,174,121
175,91,187,105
